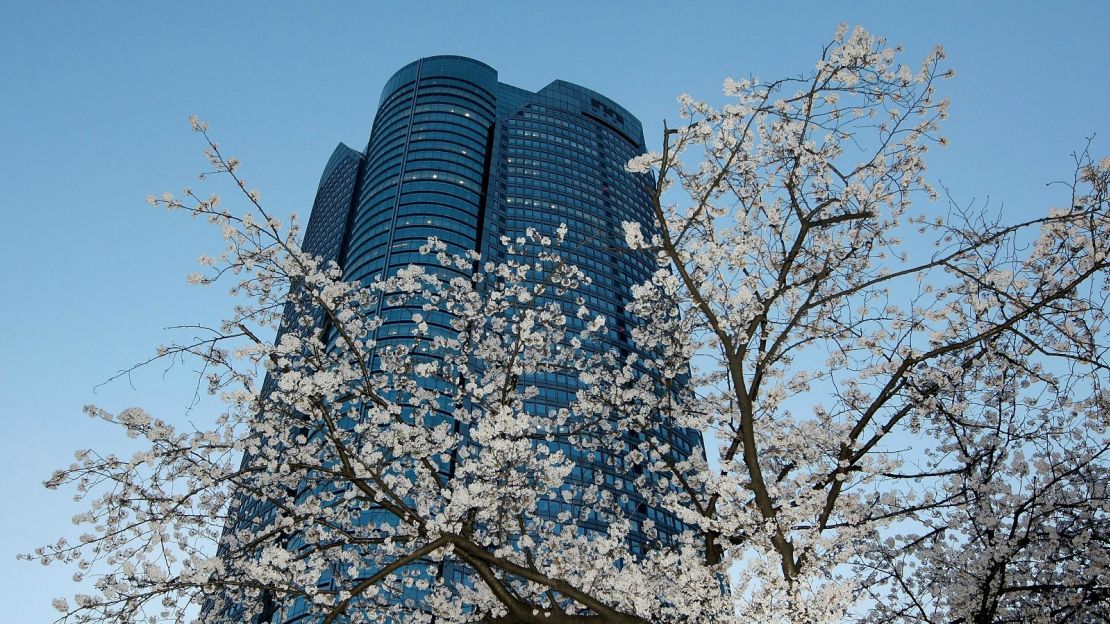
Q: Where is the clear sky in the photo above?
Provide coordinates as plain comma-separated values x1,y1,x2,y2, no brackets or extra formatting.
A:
1,2,1107,620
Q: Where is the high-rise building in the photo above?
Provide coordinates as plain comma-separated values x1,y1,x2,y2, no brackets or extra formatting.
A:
209,56,703,623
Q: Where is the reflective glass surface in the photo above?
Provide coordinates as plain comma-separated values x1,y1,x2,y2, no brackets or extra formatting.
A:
210,57,704,623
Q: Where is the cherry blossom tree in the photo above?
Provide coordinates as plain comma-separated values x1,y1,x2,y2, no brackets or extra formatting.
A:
27,25,1108,624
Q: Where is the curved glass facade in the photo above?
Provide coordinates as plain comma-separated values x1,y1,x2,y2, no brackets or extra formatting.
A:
214,57,704,623
345,57,498,293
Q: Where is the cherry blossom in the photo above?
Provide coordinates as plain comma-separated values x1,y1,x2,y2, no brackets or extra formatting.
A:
27,25,1108,624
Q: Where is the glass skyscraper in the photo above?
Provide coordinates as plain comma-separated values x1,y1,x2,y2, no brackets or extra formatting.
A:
210,56,702,623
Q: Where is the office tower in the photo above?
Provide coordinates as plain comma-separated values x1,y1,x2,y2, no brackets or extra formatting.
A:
210,56,703,623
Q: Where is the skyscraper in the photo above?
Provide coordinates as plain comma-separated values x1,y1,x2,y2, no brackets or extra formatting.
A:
211,56,702,623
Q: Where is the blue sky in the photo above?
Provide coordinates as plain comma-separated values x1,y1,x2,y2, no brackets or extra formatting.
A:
1,2,1107,620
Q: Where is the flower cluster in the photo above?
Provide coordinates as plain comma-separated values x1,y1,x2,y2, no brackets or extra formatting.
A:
29,25,1109,624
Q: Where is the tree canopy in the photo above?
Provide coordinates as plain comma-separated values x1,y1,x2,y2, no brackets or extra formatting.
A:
29,26,1109,624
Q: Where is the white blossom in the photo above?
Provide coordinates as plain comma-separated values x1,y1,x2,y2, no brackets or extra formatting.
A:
26,27,1110,624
